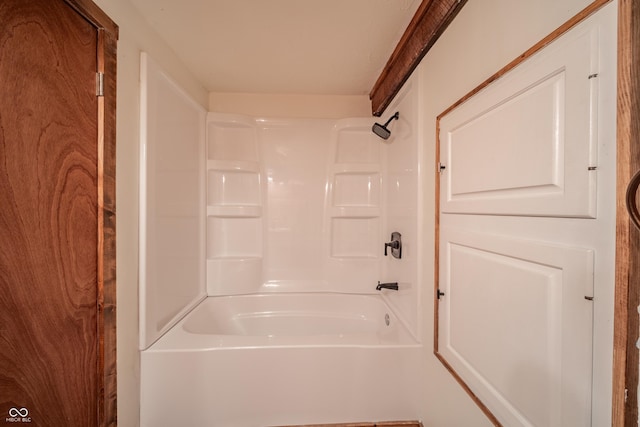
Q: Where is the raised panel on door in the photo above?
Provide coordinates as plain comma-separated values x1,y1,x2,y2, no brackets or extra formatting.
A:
438,19,599,218
437,228,594,426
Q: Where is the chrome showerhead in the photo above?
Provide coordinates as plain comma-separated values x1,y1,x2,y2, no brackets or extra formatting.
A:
372,111,399,140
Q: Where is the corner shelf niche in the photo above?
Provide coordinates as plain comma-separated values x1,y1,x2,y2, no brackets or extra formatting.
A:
329,121,382,260
206,114,263,294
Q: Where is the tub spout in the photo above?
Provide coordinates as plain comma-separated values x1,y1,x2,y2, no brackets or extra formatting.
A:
376,281,399,291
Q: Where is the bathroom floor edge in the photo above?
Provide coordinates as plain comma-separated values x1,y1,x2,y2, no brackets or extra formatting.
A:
274,421,423,427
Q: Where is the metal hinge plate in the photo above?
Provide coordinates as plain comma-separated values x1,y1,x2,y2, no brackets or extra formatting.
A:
96,72,104,97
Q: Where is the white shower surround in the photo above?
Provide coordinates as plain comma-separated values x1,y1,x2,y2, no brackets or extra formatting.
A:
204,112,418,301
139,51,422,425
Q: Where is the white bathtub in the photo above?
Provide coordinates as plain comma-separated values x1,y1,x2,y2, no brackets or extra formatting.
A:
141,293,420,426
151,292,416,350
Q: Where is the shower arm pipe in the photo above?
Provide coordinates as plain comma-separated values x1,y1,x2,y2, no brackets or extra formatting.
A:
382,111,400,127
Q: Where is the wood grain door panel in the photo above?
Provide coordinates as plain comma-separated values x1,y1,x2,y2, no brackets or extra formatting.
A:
0,1,102,425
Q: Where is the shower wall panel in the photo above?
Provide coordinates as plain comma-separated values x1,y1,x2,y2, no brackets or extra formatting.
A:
205,115,387,296
204,112,420,335
139,55,421,346
139,53,206,349
326,119,383,292
260,120,333,291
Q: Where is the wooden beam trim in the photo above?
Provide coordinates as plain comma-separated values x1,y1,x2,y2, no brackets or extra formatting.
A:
107,39,118,427
434,353,502,426
612,0,640,425
100,29,118,427
433,117,441,354
96,27,107,427
369,0,468,116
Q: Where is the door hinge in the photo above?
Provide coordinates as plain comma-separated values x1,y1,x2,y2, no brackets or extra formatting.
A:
437,289,445,299
96,72,104,97
438,163,446,174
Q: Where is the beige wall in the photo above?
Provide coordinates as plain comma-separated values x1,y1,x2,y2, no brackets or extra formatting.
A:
209,92,371,119
91,1,208,426
415,0,608,425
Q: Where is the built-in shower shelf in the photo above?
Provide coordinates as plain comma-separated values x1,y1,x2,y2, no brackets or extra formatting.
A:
207,205,262,218
330,206,380,218
207,159,260,172
328,124,381,262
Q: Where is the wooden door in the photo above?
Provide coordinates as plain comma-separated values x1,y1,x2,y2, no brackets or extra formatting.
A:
0,1,117,426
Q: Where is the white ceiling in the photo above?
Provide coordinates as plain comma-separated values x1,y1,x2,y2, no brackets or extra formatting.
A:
128,0,420,96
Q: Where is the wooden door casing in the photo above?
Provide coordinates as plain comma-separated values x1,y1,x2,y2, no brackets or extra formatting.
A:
0,0,117,426
613,0,640,425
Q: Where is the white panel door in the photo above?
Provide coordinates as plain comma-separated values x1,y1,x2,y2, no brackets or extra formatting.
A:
438,228,594,427
436,3,617,426
439,17,600,218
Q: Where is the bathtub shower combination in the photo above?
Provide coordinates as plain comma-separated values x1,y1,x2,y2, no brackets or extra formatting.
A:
139,53,422,426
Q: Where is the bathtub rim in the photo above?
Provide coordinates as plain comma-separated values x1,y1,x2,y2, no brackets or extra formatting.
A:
144,291,421,352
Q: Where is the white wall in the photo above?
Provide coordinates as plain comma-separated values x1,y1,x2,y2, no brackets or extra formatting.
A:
414,0,610,425
209,92,370,119
91,1,208,425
